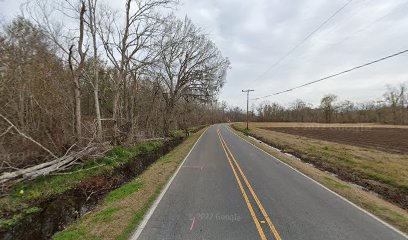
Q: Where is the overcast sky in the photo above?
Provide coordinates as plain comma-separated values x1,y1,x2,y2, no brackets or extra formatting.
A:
1,0,408,109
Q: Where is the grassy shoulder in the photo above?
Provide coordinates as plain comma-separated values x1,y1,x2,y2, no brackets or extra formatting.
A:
231,123,408,234
53,127,207,240
232,123,408,203
0,141,163,229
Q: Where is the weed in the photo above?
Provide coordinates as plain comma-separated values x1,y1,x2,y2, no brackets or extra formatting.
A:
104,180,143,204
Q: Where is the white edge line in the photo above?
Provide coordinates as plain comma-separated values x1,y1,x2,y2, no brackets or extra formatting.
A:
130,128,208,240
226,125,408,239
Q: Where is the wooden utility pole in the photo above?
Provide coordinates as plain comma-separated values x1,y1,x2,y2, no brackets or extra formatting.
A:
242,89,254,130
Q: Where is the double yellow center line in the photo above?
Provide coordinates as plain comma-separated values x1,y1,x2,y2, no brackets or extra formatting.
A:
217,128,282,240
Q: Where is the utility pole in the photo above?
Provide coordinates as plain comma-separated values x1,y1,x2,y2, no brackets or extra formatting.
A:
242,89,254,130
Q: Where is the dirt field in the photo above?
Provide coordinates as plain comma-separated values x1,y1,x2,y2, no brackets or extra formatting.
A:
232,125,408,233
250,122,408,128
234,122,408,210
261,127,408,154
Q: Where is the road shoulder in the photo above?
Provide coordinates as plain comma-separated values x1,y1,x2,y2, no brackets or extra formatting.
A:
53,128,207,240
230,125,408,236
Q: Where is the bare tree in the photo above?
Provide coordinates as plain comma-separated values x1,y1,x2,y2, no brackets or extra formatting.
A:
70,1,87,141
98,0,176,142
320,94,338,123
85,0,103,141
384,85,401,124
152,15,230,135
398,84,407,124
26,0,89,142
290,99,311,122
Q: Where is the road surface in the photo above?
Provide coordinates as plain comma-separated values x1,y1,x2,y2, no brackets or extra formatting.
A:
133,124,407,240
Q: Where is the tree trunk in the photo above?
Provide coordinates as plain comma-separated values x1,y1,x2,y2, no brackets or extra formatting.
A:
89,0,103,141
163,102,174,137
112,90,120,143
94,80,102,141
74,75,82,141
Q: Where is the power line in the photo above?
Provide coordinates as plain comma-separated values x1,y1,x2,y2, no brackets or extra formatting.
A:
253,48,408,100
329,1,408,48
253,0,353,83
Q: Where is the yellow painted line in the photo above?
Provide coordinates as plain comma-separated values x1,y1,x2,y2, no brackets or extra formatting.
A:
219,128,282,240
217,129,267,240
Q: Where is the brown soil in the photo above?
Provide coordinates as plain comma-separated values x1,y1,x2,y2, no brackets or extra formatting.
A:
261,127,408,154
231,125,408,233
232,124,408,210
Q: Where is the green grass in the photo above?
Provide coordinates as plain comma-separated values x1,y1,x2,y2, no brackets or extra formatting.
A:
116,184,164,240
53,227,99,240
93,207,121,223
322,177,351,190
234,125,252,135
52,127,207,240
0,206,42,228
0,141,163,229
234,123,408,195
104,180,143,204
232,124,408,233
53,178,148,240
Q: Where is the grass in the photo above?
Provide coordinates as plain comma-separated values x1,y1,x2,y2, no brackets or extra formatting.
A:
93,208,121,223
0,206,42,229
0,141,163,229
53,127,207,240
103,180,143,204
234,123,408,196
53,227,99,240
115,185,164,240
231,122,408,233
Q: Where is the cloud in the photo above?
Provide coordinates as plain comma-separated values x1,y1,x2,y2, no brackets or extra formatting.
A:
174,0,408,108
2,0,408,108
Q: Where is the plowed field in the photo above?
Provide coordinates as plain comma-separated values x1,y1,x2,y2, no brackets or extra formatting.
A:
261,127,408,154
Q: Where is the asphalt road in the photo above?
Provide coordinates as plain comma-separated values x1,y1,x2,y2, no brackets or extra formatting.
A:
133,124,407,240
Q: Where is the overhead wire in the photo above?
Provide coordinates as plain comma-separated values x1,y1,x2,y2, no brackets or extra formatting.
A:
252,49,408,100
252,0,354,83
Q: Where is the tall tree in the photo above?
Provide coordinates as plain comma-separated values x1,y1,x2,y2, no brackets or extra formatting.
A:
98,0,175,142
320,94,337,123
27,0,89,142
384,85,401,124
152,16,230,135
85,0,103,141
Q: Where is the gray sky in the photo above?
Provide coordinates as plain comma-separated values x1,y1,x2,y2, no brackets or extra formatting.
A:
1,0,408,109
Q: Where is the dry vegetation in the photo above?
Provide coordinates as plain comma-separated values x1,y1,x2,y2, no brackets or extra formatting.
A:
255,85,408,125
261,126,408,154
0,0,234,180
231,123,408,233
235,122,408,209
52,127,206,240
248,122,408,128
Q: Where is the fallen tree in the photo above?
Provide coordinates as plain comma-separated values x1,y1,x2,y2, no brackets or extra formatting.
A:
0,143,110,187
0,113,111,191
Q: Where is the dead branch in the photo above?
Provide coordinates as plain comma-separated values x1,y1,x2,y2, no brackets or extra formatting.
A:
0,113,58,159
0,126,13,138
0,142,111,189
51,163,106,176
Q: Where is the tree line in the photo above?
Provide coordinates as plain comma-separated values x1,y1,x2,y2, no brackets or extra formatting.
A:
0,0,233,169
255,83,408,124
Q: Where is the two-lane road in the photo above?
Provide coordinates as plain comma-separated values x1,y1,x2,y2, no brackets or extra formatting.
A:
133,125,407,240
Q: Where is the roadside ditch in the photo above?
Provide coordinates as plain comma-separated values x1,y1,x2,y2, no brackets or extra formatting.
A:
0,137,185,240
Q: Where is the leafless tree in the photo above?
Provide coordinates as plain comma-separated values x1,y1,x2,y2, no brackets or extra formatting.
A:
1,0,233,176
151,15,230,135
98,0,176,142
320,94,338,123
26,0,89,141
85,0,103,141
